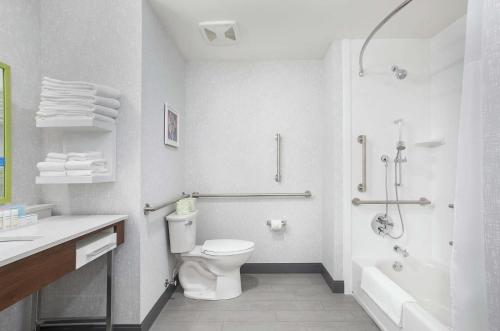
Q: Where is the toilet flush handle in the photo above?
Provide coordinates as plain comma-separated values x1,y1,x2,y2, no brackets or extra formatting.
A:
184,220,193,226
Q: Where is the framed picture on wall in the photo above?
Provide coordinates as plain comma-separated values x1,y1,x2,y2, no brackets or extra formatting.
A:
164,103,179,147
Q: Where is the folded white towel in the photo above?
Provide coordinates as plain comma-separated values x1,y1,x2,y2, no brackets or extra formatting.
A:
42,77,121,99
65,159,107,170
36,162,66,171
39,103,119,118
46,152,68,160
67,169,109,176
67,152,103,160
40,94,120,109
360,267,416,327
36,112,115,123
45,158,66,163
39,171,67,177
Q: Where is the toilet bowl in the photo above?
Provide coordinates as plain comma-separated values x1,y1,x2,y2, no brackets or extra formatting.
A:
166,211,255,300
179,239,254,300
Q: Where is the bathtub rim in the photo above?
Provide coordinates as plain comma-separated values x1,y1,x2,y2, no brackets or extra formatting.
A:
352,257,450,331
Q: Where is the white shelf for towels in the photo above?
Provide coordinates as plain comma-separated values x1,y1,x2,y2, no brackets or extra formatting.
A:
36,118,115,132
36,118,117,184
36,174,114,184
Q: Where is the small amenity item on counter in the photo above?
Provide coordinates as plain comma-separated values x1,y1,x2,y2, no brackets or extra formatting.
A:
0,205,37,231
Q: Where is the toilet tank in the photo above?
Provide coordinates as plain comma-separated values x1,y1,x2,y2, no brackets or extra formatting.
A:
165,210,198,253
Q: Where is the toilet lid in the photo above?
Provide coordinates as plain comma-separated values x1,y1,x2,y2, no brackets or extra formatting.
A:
202,239,255,256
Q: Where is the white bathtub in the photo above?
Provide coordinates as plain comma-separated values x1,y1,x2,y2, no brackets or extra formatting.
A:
353,257,451,331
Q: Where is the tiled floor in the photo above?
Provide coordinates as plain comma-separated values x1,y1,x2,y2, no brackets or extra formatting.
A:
150,273,379,331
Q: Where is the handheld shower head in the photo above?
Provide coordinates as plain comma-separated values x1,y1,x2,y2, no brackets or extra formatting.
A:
391,65,407,80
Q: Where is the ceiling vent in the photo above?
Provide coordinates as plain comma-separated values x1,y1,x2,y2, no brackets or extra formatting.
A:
198,21,239,46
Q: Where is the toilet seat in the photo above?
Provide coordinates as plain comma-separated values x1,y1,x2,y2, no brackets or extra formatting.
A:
181,239,255,257
202,239,255,256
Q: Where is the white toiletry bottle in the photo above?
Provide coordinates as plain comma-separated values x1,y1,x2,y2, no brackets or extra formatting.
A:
3,210,11,229
11,209,19,228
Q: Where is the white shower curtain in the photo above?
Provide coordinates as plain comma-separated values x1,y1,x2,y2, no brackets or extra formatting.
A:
452,0,500,330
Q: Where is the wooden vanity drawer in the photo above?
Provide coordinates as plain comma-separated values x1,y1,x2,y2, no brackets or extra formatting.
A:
0,241,76,311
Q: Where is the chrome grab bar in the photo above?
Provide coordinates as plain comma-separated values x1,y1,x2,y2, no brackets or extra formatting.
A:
357,135,367,192
275,133,282,182
144,193,190,215
192,191,312,198
351,197,431,206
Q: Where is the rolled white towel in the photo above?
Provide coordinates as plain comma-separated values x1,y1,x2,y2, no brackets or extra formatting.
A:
37,162,66,171
40,94,120,109
67,152,103,160
39,171,67,177
65,159,107,170
46,152,67,160
39,103,119,118
67,169,109,176
42,77,121,99
45,158,66,163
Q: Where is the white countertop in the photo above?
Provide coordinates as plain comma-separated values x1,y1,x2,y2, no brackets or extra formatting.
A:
0,215,127,268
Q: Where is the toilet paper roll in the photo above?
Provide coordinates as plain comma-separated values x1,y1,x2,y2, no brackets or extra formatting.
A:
270,219,284,231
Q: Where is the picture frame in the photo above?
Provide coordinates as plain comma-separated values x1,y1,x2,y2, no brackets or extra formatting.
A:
164,103,179,147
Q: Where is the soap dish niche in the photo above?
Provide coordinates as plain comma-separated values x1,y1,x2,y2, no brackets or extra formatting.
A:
414,137,445,148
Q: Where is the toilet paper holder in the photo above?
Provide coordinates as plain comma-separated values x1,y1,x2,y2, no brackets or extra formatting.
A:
266,220,287,226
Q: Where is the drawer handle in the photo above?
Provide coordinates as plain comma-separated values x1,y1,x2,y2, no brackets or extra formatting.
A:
185,220,193,226
86,243,115,258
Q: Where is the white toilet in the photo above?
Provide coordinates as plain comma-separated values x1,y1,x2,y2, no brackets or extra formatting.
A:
166,210,255,300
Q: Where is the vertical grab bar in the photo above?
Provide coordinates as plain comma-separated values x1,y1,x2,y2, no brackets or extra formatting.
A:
357,135,367,192
275,133,281,182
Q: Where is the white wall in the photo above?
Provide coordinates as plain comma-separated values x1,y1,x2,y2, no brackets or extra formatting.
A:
345,19,465,280
347,39,435,261
140,0,186,321
322,42,344,280
0,0,41,329
429,17,466,265
39,0,143,324
185,61,324,263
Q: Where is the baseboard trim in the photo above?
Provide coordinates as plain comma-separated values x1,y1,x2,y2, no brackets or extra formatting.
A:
320,264,345,293
40,281,177,331
241,263,323,274
242,262,344,293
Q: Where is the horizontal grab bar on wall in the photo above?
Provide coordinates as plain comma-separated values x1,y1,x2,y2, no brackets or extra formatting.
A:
351,197,431,206
144,193,190,215
192,191,312,199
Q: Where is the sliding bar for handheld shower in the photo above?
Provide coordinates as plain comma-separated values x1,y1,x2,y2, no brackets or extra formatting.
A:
358,0,414,77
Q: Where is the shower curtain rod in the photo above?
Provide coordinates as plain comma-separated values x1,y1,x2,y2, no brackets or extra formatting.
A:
358,0,414,77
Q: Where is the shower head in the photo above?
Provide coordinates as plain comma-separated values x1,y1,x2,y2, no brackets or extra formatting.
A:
396,142,406,151
391,65,407,80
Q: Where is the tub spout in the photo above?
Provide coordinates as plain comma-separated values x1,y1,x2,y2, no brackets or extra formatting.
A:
393,245,409,257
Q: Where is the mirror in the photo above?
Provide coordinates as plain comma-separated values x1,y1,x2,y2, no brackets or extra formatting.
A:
0,61,11,204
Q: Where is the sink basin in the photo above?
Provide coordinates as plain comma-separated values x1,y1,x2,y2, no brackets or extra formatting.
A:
0,235,42,242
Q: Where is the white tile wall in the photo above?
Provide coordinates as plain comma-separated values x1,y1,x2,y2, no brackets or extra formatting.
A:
0,0,42,329
322,42,344,280
39,0,143,324
429,17,466,265
184,61,324,263
348,39,435,261
140,0,186,321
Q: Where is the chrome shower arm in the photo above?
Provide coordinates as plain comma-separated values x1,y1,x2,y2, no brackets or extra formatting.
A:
358,0,414,77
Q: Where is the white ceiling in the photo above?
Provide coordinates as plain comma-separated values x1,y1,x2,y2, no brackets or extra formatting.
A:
150,0,468,61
